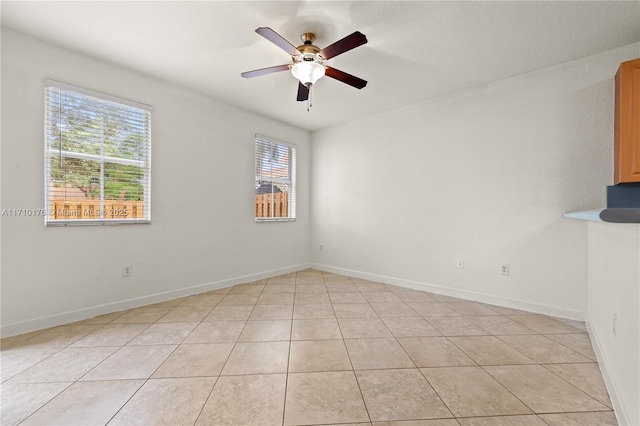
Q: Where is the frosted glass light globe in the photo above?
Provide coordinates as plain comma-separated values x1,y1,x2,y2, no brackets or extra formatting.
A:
291,61,325,86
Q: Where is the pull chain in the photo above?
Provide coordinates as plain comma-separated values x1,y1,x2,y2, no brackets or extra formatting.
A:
307,84,313,112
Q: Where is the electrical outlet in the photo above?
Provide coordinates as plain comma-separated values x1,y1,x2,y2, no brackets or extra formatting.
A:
123,265,133,277
500,264,510,275
319,245,323,252
612,313,617,337
332,245,337,253
457,259,464,269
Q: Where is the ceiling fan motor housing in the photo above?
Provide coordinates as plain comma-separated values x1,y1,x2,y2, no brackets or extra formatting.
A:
294,34,324,64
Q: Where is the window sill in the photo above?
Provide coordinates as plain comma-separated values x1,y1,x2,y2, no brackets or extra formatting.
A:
46,219,151,226
255,218,296,223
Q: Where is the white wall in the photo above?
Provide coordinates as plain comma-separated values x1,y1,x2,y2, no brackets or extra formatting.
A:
587,223,640,426
1,29,311,336
311,43,640,320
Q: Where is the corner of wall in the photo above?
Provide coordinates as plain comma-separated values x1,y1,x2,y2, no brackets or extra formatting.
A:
585,317,632,426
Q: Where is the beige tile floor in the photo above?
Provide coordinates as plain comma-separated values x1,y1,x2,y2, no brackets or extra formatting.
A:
1,270,617,425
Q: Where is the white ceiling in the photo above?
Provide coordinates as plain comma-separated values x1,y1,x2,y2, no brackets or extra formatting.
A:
2,1,639,131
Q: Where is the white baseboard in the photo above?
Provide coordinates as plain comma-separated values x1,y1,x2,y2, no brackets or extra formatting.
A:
585,317,631,426
1,263,311,338
312,263,586,321
4,261,585,337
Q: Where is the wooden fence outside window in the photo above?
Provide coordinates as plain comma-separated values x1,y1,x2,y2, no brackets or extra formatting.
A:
50,192,289,220
255,192,288,218
49,200,145,220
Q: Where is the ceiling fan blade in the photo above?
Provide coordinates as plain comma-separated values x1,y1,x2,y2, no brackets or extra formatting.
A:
255,27,300,56
241,64,290,79
297,82,309,101
325,66,367,89
320,31,367,60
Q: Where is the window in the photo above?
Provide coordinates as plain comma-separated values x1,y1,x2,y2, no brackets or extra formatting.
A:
44,80,151,225
255,134,296,221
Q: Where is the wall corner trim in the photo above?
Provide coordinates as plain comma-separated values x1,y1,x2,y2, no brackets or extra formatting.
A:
585,315,631,426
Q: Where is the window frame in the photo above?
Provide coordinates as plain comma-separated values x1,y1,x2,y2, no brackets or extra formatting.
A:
255,134,296,222
44,79,152,226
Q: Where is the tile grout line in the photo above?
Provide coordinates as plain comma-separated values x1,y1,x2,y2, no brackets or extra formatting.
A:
281,273,298,426
12,381,76,426
8,311,152,424
143,296,224,426
376,298,458,421
328,274,373,425
477,364,540,417
537,362,615,409
184,282,259,426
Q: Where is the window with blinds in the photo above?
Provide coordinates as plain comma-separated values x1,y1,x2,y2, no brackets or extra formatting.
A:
44,80,152,226
255,135,296,221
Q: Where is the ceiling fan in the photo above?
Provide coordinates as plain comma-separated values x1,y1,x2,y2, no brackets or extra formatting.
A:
241,27,368,109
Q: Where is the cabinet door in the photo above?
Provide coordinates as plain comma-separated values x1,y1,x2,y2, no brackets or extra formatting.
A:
614,58,640,184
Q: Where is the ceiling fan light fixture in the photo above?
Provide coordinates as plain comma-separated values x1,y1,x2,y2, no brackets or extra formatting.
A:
291,61,325,86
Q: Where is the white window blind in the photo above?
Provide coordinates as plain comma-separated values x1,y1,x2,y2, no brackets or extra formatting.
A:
44,80,152,226
255,135,296,221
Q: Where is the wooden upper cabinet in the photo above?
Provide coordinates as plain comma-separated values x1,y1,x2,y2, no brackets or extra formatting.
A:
614,58,640,184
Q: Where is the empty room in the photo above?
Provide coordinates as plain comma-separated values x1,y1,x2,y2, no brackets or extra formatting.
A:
1,1,639,425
